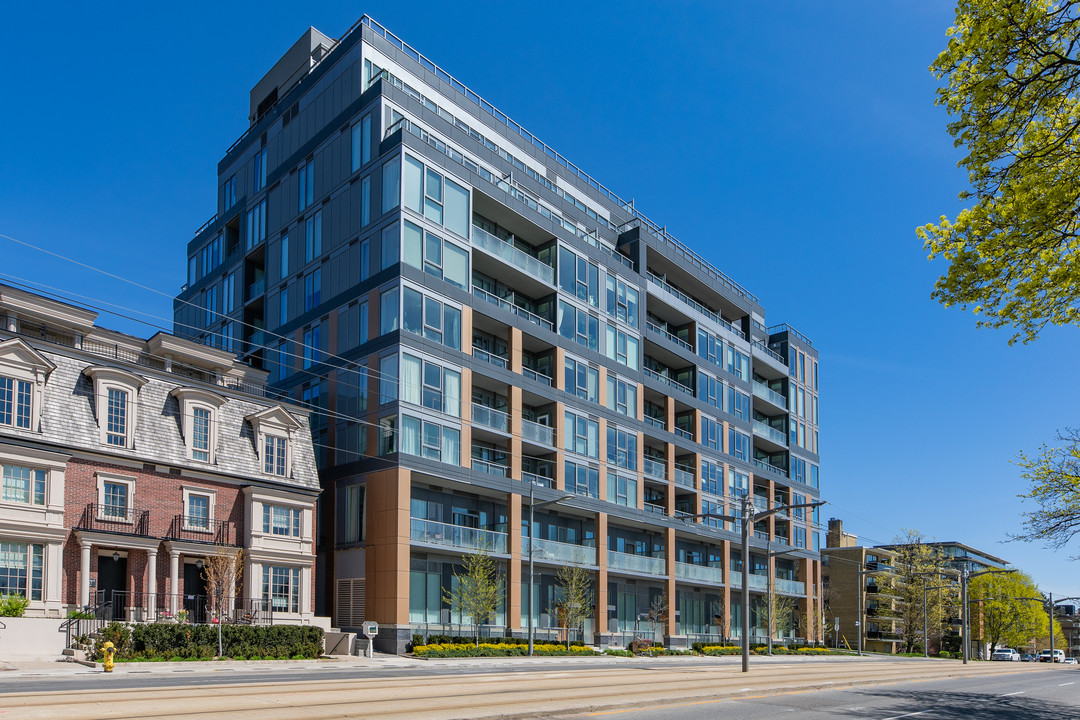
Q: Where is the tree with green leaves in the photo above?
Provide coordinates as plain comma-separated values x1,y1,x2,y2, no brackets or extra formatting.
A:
754,592,796,642
1015,428,1080,552
553,563,593,649
887,530,960,654
443,546,504,647
918,0,1080,345
969,570,1049,653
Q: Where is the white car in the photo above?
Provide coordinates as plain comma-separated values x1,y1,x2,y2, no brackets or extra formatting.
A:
1039,649,1066,663
991,648,1020,661
1064,657,1078,665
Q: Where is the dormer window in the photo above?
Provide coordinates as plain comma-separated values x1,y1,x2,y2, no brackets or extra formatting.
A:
84,366,146,450
246,405,302,479
171,388,226,464
0,338,55,433
265,435,287,475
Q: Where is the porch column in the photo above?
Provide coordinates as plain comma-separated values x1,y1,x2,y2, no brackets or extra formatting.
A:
147,549,158,621
79,541,92,607
169,549,180,614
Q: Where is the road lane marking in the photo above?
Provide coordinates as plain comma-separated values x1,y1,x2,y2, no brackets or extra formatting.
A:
1001,691,1024,696
1059,682,1074,686
881,712,928,720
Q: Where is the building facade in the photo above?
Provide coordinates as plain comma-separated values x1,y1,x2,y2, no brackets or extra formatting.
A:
0,285,319,623
821,536,901,653
174,17,824,652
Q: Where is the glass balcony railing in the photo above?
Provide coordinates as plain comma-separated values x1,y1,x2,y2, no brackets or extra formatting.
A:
410,518,508,554
752,458,788,478
522,537,596,566
674,562,723,585
472,345,509,368
643,457,667,480
729,573,768,591
471,225,554,285
644,416,666,431
522,471,553,488
608,551,666,576
471,457,509,477
673,463,696,488
472,286,554,331
643,366,693,395
753,421,788,445
522,367,553,386
776,578,806,596
472,404,509,432
644,502,666,515
646,273,746,341
752,381,788,409
521,419,554,446
245,278,266,302
752,340,786,366
646,322,693,353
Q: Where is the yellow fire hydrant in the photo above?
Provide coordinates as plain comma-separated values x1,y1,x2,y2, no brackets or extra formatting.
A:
102,641,116,673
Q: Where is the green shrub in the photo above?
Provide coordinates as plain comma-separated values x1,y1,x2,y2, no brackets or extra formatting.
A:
90,623,324,661
413,642,596,658
0,594,30,617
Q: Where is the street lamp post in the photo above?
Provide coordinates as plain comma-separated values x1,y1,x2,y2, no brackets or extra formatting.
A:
526,483,573,657
921,582,948,658
765,540,800,656
960,567,1015,664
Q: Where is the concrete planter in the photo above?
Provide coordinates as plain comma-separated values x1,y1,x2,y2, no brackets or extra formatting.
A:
0,617,66,661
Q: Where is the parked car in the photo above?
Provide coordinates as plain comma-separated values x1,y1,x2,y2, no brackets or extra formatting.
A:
991,648,1020,661
1039,649,1066,663
1021,653,1037,662
1064,657,1078,665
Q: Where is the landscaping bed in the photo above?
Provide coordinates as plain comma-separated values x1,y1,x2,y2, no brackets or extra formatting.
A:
89,622,324,661
412,642,598,657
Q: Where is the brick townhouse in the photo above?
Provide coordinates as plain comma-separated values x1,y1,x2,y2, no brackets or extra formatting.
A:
0,284,320,623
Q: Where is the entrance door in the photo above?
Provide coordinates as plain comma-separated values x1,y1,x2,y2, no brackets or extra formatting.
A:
97,554,127,620
183,563,208,623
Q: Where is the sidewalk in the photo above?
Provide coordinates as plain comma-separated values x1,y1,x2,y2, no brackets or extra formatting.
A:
0,653,420,678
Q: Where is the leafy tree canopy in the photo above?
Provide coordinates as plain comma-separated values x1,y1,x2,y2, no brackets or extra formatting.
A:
919,0,1080,344
1016,427,1080,551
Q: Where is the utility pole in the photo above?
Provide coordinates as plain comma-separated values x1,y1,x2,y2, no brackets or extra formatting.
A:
682,495,825,672
526,484,573,657
765,539,800,656
961,567,1015,664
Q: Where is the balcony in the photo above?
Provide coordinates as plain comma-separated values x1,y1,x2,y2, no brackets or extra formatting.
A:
522,537,596,566
472,345,509,369
522,367,552,386
776,578,806,596
245,278,266,303
675,562,723,585
165,515,238,546
729,573,769,592
644,502,666,515
753,420,788,446
644,415,666,432
646,322,693,353
77,503,150,537
643,366,693,395
522,471,553,488
646,272,745,340
608,551,666,576
471,225,554,285
472,403,510,433
472,285,554,331
410,517,508,554
752,381,788,410
752,458,788,479
643,457,667,480
673,463,695,488
471,457,510,477
752,340,786,369
521,419,554,446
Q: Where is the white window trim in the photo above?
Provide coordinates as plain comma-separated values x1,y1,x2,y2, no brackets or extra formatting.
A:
181,486,216,532
0,338,55,434
245,406,302,479
83,366,146,450
170,388,226,464
95,471,135,523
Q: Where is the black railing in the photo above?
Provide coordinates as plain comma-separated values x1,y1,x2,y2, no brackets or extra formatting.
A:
62,599,112,649
77,503,150,536
165,515,238,545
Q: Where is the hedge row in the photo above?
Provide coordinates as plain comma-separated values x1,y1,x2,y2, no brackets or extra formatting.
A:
93,622,324,661
699,645,843,656
413,642,597,657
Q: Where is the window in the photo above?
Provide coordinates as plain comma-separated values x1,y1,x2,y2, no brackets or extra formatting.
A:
264,435,287,475
360,176,371,228
263,565,301,613
697,330,723,366
303,325,322,369
246,199,267,249
725,346,749,381
564,357,598,403
810,463,819,489
185,490,212,531
298,159,314,211
401,220,469,289
728,468,749,498
563,411,599,458
379,416,397,455
698,373,722,412
606,426,638,471
279,234,289,279
203,285,217,327
201,234,222,277
795,527,807,549
379,354,397,404
381,223,399,270
0,542,43,601
607,472,638,508
336,483,365,544
702,459,723,496
192,407,211,461
701,416,723,451
606,375,637,418
604,325,640,370
103,481,129,520
0,376,31,429
400,415,461,464
401,353,461,417
263,504,301,536
557,301,599,351
380,287,399,334
402,286,461,350
604,275,639,327
360,239,370,280
85,367,144,449
2,464,45,505
565,460,599,498
728,427,750,461
106,388,128,446
223,273,235,314
727,387,750,420
358,301,368,344
402,155,470,238
253,148,267,192
558,247,599,307
279,287,289,325
304,268,321,311
305,211,322,262
352,114,372,171
382,158,400,214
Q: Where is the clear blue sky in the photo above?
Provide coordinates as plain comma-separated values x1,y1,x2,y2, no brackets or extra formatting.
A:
3,2,1079,598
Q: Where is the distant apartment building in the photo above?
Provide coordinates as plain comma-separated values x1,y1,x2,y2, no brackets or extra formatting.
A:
822,520,901,653
0,285,319,622
173,17,824,652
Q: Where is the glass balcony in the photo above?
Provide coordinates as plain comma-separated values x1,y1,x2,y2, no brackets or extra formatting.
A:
608,551,666,576
522,537,596,566
674,562,723,585
673,463,695,488
729,573,768,591
522,367,552,386
644,502,666,515
752,381,788,410
643,457,667,480
471,457,509,477
643,366,693,395
471,225,554,285
752,458,788,478
472,285,554,331
644,415,666,431
776,578,806,596
522,471,553,488
410,518,508,554
472,345,509,368
753,420,788,445
646,321,693,353
472,403,510,432
521,419,554,446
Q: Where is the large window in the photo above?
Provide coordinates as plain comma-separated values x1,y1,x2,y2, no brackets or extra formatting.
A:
380,287,399,334
336,483,365,544
402,286,461,350
558,247,599,307
698,372,722,412
298,159,315,211
103,480,129,520
701,416,723,451
557,301,599,351
728,428,750,461
400,415,461,465
191,407,211,462
401,354,461,417
606,426,638,472
304,268,321,311
351,113,372,171
253,148,267,192
263,565,301,613
726,346,749,381
563,411,599,458
105,388,128,447
263,504,301,536
604,274,639,327
187,493,211,530
264,435,288,476
564,460,599,498
606,375,637,418
727,387,750,420
402,155,470,238
402,220,469,289
607,472,638,508
604,325,640,370
564,357,598,403
0,376,31,429
0,542,43,601
382,159,401,214
246,199,266,250
2,464,45,505
305,211,322,262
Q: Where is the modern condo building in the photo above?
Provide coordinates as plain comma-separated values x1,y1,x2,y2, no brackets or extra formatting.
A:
174,17,823,653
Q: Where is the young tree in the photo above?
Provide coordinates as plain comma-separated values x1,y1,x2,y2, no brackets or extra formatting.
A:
553,563,593,649
642,589,669,646
887,530,960,654
969,570,1049,652
443,546,503,647
753,593,796,643
1015,428,1080,553
201,546,244,657
918,0,1080,344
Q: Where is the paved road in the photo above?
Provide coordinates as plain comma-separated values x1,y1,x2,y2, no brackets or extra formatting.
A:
561,668,1080,719
1,657,1070,720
